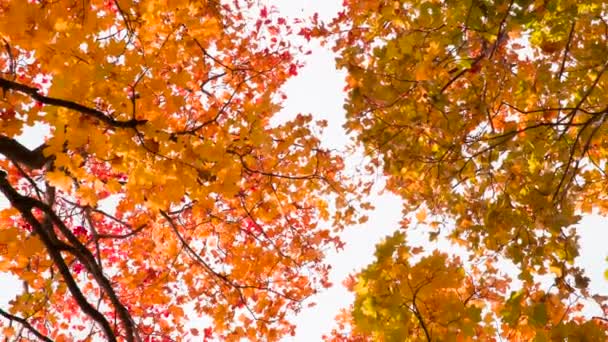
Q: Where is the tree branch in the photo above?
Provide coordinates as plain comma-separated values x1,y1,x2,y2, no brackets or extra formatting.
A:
0,135,47,169
0,170,118,342
0,77,147,128
18,189,139,342
558,21,576,81
0,308,53,342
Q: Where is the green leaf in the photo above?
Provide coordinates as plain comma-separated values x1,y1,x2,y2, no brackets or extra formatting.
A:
531,303,548,327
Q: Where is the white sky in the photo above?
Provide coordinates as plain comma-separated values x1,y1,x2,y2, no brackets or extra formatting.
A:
265,1,404,339
1,1,608,341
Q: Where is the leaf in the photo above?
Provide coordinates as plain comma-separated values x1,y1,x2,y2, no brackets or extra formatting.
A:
549,266,562,278
21,236,45,258
0,227,19,244
2,326,15,337
415,209,427,222
414,61,432,81
46,170,73,191
531,303,548,326
360,297,377,318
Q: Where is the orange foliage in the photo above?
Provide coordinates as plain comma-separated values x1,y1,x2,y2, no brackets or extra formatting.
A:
0,1,361,341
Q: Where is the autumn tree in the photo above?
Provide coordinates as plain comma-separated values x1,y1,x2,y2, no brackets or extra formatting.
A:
0,1,362,341
326,0,608,340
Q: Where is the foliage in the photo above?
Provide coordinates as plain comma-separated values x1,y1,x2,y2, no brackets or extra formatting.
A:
327,234,607,341
327,0,608,340
0,1,362,341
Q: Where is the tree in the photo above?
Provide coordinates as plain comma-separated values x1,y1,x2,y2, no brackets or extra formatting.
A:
0,1,361,341
327,0,608,340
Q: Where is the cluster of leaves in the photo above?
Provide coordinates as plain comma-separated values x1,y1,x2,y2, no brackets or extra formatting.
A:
0,1,363,341
325,0,608,340
326,233,606,341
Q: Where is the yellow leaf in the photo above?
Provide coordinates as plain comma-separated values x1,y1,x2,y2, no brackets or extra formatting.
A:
54,19,69,32
191,17,221,39
414,62,432,81
0,227,19,244
549,266,562,277
416,209,427,222
22,236,45,258
106,179,122,192
46,170,73,191
77,186,98,207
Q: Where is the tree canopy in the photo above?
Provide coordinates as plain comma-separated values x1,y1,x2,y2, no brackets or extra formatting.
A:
2,0,608,341
0,1,362,341
326,0,608,340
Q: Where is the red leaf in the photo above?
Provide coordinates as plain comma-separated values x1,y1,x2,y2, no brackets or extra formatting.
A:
203,327,213,339
73,263,84,274
289,63,298,76
298,28,312,41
